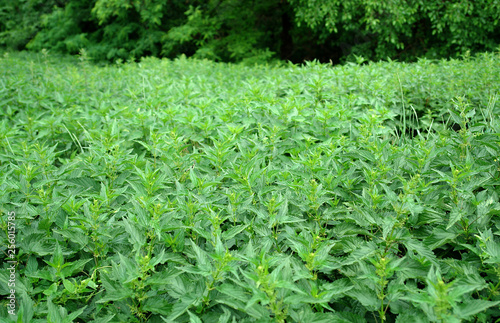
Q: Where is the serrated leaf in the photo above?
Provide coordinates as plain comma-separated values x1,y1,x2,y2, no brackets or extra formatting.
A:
346,288,379,310
217,307,232,323
395,310,428,323
43,283,58,296
53,228,89,248
455,299,500,319
97,274,134,303
118,253,140,283
188,310,202,323
162,294,199,322
447,205,463,230
62,279,76,294
47,298,63,323
222,224,249,240
145,267,181,286
322,278,354,297
123,217,146,251
65,305,87,322
18,292,35,323
143,298,173,315
404,238,438,267
53,242,64,270
484,239,500,264
217,283,249,303
61,259,93,277
63,177,100,192
424,227,459,250
340,241,377,267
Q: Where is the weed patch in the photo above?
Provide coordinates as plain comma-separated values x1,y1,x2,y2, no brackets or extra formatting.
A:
0,51,499,322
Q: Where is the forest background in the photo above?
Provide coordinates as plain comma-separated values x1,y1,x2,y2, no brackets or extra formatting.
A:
1,0,500,64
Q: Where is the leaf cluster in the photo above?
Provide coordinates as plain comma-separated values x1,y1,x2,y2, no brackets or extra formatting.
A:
0,51,499,322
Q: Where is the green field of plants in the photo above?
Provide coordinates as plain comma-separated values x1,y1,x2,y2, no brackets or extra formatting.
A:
1,51,500,322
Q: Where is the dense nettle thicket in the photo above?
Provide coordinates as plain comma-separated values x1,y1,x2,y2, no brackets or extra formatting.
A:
0,0,499,63
0,50,499,323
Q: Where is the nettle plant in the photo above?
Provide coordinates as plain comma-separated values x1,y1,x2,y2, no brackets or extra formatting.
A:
0,51,499,322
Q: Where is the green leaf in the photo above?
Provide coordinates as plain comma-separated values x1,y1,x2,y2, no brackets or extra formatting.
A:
217,283,249,303
424,227,459,250
484,240,500,264
143,298,174,315
123,217,146,252
62,279,76,294
53,228,89,248
186,240,212,275
188,310,203,323
222,224,249,240
340,241,377,267
162,294,199,322
395,310,429,323
53,242,64,269
455,300,500,319
217,307,232,323
64,305,87,323
60,258,93,278
322,278,354,298
97,274,134,303
118,253,140,283
63,177,100,192
450,275,488,298
446,205,463,230
150,248,170,267
18,292,35,323
47,298,63,323
404,238,439,267
43,283,58,296
148,267,181,286
346,288,379,310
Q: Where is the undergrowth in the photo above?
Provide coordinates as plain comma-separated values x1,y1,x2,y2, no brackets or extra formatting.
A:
0,51,499,322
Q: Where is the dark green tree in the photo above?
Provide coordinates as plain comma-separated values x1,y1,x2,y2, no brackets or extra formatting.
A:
288,0,500,61
1,0,499,63
0,0,60,50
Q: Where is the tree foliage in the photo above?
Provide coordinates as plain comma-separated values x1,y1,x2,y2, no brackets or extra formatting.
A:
0,0,60,50
1,0,499,63
289,0,500,61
